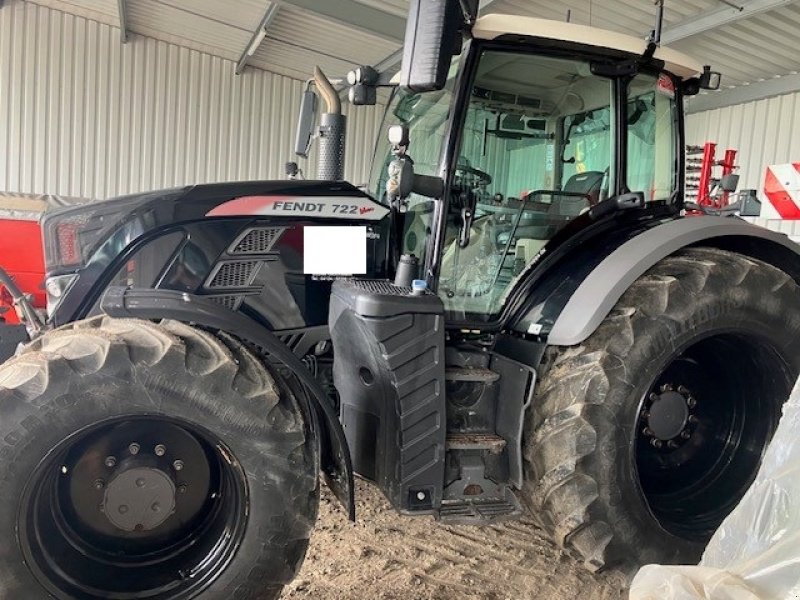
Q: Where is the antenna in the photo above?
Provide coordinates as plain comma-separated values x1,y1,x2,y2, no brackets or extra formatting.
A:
652,0,665,45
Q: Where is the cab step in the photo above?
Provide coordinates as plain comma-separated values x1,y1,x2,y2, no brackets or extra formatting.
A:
446,433,507,454
438,488,522,524
445,367,500,383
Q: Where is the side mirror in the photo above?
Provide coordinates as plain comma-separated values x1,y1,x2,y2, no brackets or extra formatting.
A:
399,0,477,93
699,65,722,90
294,88,318,158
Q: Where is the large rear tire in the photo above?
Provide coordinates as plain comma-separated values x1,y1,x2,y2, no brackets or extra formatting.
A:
522,247,800,573
0,317,319,599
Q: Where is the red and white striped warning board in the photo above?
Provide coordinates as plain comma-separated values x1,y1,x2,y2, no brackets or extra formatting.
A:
764,163,800,219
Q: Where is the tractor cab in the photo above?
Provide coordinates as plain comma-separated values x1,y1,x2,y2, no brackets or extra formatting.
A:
366,13,702,324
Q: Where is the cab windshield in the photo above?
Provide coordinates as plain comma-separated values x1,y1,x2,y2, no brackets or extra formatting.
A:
369,47,679,321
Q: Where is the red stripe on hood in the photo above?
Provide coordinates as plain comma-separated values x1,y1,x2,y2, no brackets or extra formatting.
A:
206,195,287,217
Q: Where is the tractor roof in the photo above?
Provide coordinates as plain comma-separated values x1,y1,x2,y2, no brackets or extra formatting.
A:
473,14,703,80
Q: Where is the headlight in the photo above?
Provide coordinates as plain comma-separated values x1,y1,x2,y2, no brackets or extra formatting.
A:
40,189,183,273
45,274,78,316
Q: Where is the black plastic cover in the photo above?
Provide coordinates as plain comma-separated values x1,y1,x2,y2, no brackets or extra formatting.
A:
399,0,467,93
329,279,446,512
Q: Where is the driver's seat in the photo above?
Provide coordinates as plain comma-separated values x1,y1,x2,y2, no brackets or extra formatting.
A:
559,170,605,215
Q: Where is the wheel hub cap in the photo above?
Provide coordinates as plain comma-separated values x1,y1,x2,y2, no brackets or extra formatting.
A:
642,383,698,449
648,390,690,440
103,467,176,532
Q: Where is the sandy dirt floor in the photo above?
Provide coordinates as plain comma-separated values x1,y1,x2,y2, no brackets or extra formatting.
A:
281,480,629,600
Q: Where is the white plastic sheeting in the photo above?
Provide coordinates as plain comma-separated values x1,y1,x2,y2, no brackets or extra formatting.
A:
630,377,800,600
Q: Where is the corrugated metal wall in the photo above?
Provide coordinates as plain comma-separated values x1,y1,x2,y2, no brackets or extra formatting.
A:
686,92,800,240
0,0,386,200
686,92,800,191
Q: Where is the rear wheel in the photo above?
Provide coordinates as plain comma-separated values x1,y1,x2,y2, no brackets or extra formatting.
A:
0,317,319,599
523,247,800,573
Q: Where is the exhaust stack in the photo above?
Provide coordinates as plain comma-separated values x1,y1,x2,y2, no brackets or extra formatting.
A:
314,66,346,181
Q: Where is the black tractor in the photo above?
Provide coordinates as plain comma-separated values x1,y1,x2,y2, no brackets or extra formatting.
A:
0,1,798,598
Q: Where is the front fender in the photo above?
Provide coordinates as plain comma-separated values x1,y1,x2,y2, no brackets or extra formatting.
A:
515,216,800,346
100,286,355,520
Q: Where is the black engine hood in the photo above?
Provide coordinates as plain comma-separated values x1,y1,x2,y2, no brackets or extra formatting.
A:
167,179,388,222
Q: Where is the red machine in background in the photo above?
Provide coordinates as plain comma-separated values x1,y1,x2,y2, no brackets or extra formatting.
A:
0,193,88,325
685,142,740,210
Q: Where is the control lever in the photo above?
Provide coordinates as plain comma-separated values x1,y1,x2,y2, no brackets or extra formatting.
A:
458,205,474,248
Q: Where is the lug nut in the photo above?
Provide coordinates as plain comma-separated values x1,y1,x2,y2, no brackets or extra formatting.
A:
649,392,659,402
688,415,699,425
681,430,691,439
642,427,654,437
650,439,663,449
640,410,650,419
129,442,141,455
686,396,697,408
154,444,167,457
660,383,673,393
667,440,680,449
93,479,105,490
677,385,689,395
178,485,187,494
173,460,184,471
135,478,146,488
105,456,117,468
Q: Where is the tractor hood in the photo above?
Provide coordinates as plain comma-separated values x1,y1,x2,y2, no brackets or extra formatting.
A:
41,180,389,275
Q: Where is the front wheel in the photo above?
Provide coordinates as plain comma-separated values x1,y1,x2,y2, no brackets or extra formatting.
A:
0,317,319,599
523,247,800,573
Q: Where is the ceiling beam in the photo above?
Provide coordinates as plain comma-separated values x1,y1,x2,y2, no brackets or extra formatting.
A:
687,72,800,113
235,2,281,75
280,0,405,42
661,0,797,44
117,0,128,43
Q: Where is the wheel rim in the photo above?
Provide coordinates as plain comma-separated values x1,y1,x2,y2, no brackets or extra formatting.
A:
634,331,792,540
19,416,248,599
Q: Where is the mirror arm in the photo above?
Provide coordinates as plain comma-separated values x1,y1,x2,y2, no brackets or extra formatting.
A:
412,174,444,198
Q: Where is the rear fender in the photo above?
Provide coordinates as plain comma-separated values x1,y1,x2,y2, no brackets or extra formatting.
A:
100,286,355,520
514,216,800,346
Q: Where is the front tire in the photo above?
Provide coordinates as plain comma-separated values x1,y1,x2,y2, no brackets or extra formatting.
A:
0,317,319,599
523,247,800,573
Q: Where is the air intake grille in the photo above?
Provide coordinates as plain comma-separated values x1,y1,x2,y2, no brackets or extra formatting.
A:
207,261,259,288
353,280,414,296
210,295,242,310
230,227,282,254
